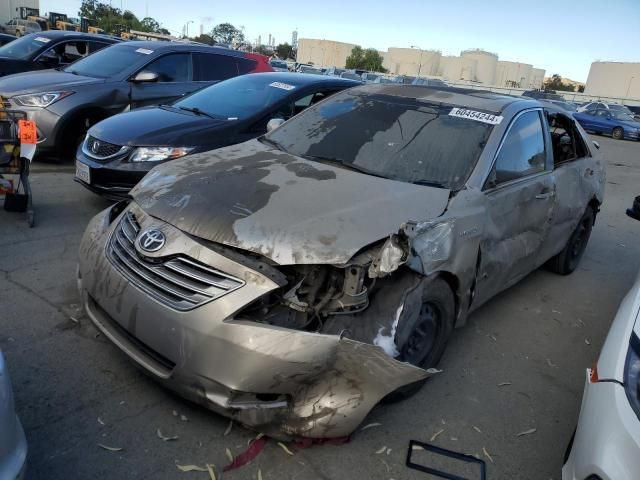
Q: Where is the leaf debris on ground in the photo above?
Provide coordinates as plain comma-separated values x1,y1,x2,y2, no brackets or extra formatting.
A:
498,382,512,387
473,426,482,433
516,428,537,437
360,422,382,432
278,442,294,456
98,443,123,452
425,368,443,374
585,339,591,345
176,464,208,472
225,448,234,462
430,429,444,442
224,420,233,436
546,359,558,368
180,414,188,422
206,464,217,480
157,428,179,442
257,468,262,480
483,447,494,463
97,417,105,426
375,446,387,454
172,410,178,417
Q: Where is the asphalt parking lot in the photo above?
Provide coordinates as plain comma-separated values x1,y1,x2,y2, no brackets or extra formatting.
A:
1,134,639,480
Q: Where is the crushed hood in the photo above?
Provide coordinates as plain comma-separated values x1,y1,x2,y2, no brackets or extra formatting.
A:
131,139,451,265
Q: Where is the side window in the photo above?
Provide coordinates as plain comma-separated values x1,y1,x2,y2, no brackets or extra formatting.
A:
193,53,238,81
595,109,610,118
87,41,109,54
64,41,88,61
493,110,546,185
237,58,257,75
143,53,190,82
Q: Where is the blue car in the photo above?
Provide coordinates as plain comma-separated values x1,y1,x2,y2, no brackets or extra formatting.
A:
573,108,640,141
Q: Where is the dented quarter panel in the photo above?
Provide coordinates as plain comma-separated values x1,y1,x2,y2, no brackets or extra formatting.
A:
131,139,451,265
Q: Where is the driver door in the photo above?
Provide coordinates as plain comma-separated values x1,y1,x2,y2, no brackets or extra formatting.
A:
474,109,556,305
129,53,195,109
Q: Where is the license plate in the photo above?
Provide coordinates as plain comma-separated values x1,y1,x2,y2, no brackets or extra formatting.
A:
75,160,90,184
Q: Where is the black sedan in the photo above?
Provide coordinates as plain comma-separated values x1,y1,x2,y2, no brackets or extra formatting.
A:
0,33,16,46
0,30,120,77
75,72,359,199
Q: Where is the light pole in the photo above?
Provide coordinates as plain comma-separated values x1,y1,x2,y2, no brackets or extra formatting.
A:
626,76,635,98
185,20,194,38
411,45,423,78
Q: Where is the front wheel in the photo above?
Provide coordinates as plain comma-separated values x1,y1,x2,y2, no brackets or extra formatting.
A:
612,127,624,140
546,207,595,275
384,276,455,402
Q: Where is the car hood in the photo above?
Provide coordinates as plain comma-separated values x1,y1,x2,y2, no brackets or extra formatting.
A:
0,69,100,94
131,139,451,265
89,106,228,147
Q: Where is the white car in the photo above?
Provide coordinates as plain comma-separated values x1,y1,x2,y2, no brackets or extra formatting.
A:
0,350,27,479
563,198,640,480
577,101,635,116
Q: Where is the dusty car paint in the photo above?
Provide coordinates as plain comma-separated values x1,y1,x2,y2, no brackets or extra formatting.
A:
78,87,605,439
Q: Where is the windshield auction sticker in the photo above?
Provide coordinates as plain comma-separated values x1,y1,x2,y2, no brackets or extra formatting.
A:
449,107,503,125
34,37,51,43
269,82,295,91
135,48,154,55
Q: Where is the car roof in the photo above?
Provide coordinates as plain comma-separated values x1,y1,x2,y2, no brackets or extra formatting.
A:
28,30,121,43
247,72,360,87
119,40,245,57
349,84,536,114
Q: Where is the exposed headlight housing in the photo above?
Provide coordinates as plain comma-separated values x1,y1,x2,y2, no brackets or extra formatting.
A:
13,91,74,107
130,146,194,163
624,332,640,420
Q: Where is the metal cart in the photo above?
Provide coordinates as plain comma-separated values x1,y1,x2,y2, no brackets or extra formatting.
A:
0,110,34,227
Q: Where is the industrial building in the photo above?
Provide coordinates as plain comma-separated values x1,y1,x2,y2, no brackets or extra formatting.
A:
296,38,545,89
1,0,39,24
584,62,640,99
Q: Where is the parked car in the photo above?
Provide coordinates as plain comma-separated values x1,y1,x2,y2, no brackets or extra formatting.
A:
0,33,16,46
522,89,565,101
543,99,578,112
577,101,640,121
412,77,448,87
0,41,272,160
574,108,640,140
373,75,396,84
325,66,346,77
562,196,640,480
77,86,603,440
298,65,323,75
75,72,359,199
394,75,416,84
0,350,27,480
269,59,288,72
361,72,379,83
1,18,40,37
340,71,362,81
0,31,120,78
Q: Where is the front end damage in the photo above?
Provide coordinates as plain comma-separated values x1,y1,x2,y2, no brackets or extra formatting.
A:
78,202,440,439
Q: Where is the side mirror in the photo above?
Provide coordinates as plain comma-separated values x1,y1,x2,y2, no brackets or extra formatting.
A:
627,196,640,221
131,71,159,83
266,118,285,132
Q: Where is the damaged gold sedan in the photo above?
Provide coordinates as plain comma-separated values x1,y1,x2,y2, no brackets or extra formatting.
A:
77,85,605,439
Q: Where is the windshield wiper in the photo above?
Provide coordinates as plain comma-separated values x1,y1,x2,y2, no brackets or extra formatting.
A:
178,106,216,119
259,136,287,152
411,179,447,188
300,155,390,180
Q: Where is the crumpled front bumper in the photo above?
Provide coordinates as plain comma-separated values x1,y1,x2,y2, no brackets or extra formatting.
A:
78,203,428,439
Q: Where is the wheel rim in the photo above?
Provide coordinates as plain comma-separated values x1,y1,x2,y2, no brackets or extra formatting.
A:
614,128,622,139
402,302,441,366
568,216,591,268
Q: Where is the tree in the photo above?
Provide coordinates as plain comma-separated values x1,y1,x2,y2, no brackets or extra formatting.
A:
211,23,244,45
544,74,575,92
78,0,165,35
192,34,213,45
346,46,387,72
275,42,294,60
140,17,159,33
577,85,585,93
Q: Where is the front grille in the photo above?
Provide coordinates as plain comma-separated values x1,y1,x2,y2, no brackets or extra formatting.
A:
84,135,129,160
106,211,245,311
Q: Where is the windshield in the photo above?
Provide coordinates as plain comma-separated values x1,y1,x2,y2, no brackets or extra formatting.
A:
64,44,145,78
0,34,50,60
175,75,297,120
265,90,493,190
609,104,633,114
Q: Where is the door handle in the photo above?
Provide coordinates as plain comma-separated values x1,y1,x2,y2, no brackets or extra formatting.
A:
535,191,555,200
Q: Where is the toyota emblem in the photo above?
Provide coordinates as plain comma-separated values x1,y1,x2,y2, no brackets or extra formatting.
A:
137,229,166,252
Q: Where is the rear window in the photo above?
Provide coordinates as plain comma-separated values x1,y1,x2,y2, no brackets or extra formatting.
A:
193,52,238,81
265,91,493,190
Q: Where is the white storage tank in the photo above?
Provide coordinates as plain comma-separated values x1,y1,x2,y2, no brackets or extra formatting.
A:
496,61,533,88
385,48,441,76
461,49,498,85
439,56,476,82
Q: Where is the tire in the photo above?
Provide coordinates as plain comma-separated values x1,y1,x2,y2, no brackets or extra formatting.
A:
612,127,624,140
547,207,595,275
383,276,455,402
58,114,99,162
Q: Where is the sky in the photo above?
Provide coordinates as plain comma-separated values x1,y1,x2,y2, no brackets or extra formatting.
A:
42,0,640,82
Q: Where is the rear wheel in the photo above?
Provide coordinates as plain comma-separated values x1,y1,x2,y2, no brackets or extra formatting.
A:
384,276,455,402
612,127,624,140
547,207,595,275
